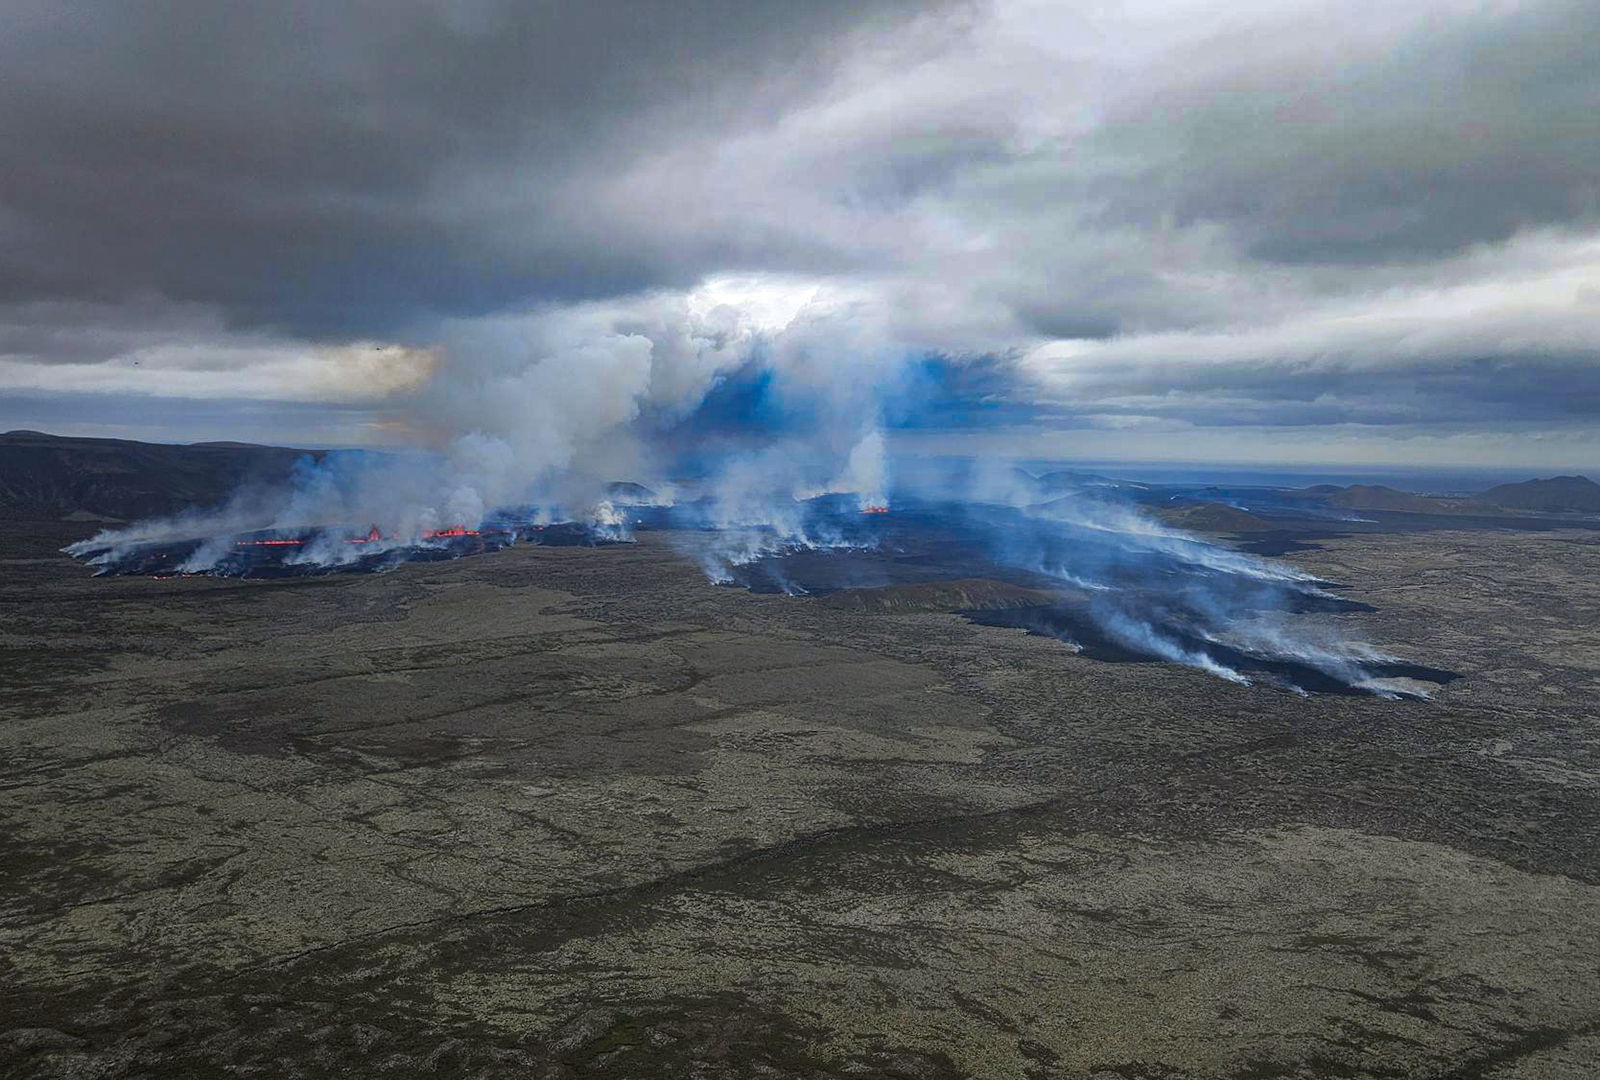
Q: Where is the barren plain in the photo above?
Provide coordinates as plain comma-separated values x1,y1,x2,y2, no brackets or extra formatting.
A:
3,518,1600,1078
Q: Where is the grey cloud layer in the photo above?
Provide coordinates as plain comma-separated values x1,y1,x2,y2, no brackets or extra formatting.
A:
2,0,1597,462
2,0,945,331
1091,0,1600,265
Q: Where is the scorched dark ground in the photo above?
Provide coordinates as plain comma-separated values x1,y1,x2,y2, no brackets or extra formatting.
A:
3,512,1600,1078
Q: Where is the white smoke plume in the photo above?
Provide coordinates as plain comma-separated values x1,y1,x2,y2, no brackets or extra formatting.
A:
67,279,915,569
839,430,889,509
57,276,1431,701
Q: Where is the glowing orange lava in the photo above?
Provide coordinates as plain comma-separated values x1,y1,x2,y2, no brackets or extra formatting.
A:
229,523,503,549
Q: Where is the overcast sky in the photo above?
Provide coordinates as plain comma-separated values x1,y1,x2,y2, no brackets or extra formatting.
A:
2,0,1598,471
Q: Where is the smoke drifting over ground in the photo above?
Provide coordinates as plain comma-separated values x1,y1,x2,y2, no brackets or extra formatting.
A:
695,486,1455,698
68,283,913,566
60,283,1452,696
65,453,1451,696
974,496,1450,697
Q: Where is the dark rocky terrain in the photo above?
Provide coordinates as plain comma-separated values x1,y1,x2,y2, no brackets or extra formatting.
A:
816,578,1060,613
3,503,1600,1078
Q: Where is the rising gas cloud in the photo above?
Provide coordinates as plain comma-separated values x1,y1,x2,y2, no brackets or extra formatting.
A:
64,280,1439,696
71,280,911,553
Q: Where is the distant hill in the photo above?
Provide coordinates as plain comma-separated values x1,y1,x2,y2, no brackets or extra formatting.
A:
1297,484,1450,513
1156,501,1276,533
1293,477,1600,516
1479,475,1600,513
1032,469,1148,493
0,430,318,521
606,481,659,503
1025,491,1099,517
0,430,672,524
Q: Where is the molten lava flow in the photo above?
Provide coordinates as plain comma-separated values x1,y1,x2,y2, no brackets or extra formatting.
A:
230,523,492,548
860,505,890,515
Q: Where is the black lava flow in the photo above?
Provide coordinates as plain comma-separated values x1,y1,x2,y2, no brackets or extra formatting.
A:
705,498,1458,698
66,495,1458,696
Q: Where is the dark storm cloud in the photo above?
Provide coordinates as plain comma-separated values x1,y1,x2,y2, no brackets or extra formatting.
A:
1019,229,1600,435
3,0,1598,467
0,0,950,334
1090,0,1600,266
